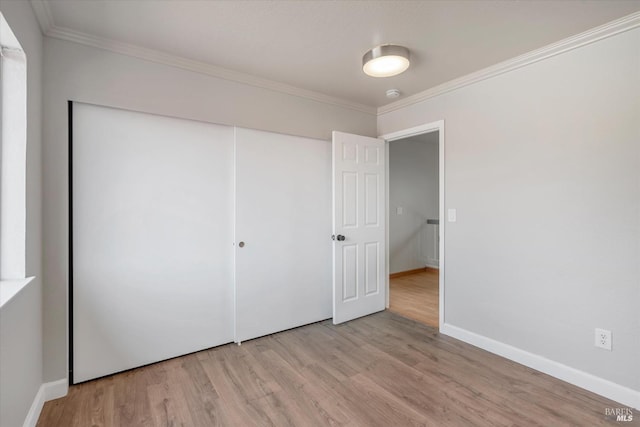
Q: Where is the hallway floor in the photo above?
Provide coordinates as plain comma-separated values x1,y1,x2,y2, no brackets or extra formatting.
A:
388,268,439,328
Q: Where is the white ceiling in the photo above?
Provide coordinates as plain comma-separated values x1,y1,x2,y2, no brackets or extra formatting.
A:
35,0,640,110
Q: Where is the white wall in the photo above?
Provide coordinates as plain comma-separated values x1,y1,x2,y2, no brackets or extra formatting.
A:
389,133,439,273
42,37,377,382
0,1,43,426
379,27,640,393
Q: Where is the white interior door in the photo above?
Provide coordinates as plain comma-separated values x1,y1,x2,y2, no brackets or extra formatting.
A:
235,128,332,342
72,103,235,383
332,131,386,324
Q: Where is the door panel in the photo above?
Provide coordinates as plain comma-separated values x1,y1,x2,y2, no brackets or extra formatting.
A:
343,172,358,227
342,244,358,301
332,131,386,324
365,242,380,295
72,103,234,383
365,173,380,225
235,128,332,342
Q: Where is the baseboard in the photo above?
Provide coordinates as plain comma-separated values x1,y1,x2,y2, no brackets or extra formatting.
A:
390,266,438,279
23,379,68,427
43,379,68,401
390,267,426,279
22,385,45,427
440,323,640,410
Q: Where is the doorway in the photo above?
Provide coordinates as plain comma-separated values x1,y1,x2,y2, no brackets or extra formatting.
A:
382,122,444,330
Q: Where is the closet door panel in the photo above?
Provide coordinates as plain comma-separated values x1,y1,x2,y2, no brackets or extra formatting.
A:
235,128,332,342
72,103,234,383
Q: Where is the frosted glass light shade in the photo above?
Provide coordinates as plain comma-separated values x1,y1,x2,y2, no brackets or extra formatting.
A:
362,45,410,77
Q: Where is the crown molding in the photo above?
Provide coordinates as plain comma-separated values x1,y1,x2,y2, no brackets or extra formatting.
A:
378,11,640,115
28,2,640,117
46,25,377,114
29,0,55,35
29,1,376,115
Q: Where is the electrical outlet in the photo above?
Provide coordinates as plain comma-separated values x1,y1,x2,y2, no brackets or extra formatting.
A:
594,328,612,351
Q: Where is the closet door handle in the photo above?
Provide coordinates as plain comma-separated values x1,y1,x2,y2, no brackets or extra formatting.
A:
238,241,245,248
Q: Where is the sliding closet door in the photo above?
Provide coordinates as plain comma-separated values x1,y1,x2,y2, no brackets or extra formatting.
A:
72,103,234,383
235,128,332,342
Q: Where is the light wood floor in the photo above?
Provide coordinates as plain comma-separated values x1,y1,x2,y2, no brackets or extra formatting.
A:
38,311,634,426
389,269,439,327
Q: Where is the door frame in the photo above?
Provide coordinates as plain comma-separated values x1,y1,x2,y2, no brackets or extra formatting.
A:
380,120,445,330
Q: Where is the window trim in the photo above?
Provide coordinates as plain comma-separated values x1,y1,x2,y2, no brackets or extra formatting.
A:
0,12,30,307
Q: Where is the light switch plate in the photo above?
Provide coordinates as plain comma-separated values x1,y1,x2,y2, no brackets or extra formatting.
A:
447,208,457,222
396,207,403,215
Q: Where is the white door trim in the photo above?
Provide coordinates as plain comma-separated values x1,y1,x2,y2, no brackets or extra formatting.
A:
380,120,445,330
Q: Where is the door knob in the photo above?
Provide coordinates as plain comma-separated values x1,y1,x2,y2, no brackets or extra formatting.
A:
238,241,245,248
332,234,346,241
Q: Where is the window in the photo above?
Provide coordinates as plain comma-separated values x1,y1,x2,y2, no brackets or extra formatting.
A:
0,12,29,306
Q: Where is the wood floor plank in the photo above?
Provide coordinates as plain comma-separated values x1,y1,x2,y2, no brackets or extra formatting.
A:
146,357,196,427
173,354,231,427
196,345,280,427
113,369,154,427
331,373,434,427
38,311,637,426
89,381,114,427
206,342,281,402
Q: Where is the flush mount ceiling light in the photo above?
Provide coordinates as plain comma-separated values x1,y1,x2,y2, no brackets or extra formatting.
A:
362,44,410,77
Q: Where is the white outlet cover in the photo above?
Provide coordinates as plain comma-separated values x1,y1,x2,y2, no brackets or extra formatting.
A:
594,328,612,351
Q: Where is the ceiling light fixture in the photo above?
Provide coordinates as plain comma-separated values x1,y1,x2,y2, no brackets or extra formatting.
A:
362,44,410,78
